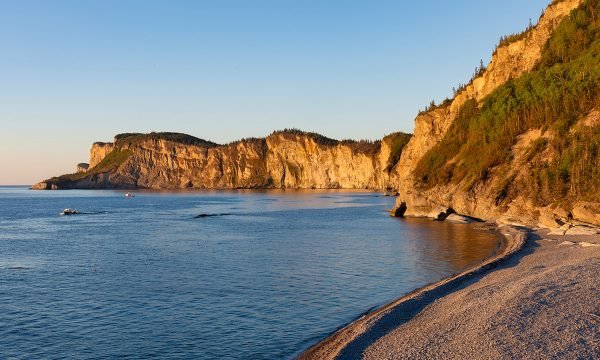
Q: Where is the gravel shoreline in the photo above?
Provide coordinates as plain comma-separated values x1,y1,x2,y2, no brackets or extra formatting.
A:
298,225,527,360
299,225,599,359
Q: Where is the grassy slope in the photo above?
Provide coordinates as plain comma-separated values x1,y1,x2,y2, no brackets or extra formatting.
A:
414,0,600,206
384,132,412,171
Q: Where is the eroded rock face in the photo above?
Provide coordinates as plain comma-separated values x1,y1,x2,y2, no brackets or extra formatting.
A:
264,134,390,189
390,190,454,219
76,163,89,173
90,143,114,168
445,213,476,224
34,132,408,190
31,182,52,190
572,202,600,225
390,0,586,224
122,137,270,189
565,225,600,236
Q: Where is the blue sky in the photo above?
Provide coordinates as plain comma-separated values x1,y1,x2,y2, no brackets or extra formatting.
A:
0,0,550,184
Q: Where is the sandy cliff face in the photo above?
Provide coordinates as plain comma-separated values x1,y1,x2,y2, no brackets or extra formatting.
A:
120,137,270,189
391,0,586,224
34,131,409,190
34,0,594,229
264,133,390,189
90,143,114,168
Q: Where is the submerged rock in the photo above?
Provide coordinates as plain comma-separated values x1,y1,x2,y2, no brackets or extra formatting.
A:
194,213,233,218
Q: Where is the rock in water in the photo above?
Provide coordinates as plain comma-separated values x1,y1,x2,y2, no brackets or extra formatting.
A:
445,214,475,224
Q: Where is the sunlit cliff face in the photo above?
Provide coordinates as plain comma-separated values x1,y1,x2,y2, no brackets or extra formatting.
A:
33,132,410,190
391,0,587,225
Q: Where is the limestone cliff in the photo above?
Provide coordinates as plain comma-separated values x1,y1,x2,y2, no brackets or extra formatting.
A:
33,0,599,230
89,142,114,168
391,0,600,227
33,131,410,190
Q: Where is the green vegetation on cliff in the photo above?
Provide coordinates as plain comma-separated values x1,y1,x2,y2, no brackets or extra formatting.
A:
46,148,133,187
415,0,600,205
270,128,411,157
495,18,535,50
112,130,411,160
92,149,132,173
384,132,412,171
37,128,412,189
115,132,219,147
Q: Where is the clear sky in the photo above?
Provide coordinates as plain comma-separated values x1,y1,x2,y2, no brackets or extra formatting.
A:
0,0,551,185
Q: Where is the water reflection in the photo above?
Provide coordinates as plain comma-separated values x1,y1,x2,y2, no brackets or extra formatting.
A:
0,187,500,360
397,217,501,271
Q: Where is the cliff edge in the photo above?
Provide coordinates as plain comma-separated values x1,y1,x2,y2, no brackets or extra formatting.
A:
32,130,411,190
391,0,600,227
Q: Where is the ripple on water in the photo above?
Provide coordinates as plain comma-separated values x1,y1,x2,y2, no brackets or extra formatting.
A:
0,188,500,359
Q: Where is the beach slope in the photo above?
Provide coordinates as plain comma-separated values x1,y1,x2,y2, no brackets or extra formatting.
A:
302,229,599,359
363,231,600,359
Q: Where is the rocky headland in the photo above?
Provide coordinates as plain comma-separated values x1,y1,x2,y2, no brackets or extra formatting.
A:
33,0,600,233
389,0,600,229
299,1,600,358
31,0,600,358
33,130,410,191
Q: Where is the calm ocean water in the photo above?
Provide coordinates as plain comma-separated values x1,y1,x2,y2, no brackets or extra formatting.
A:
0,186,500,359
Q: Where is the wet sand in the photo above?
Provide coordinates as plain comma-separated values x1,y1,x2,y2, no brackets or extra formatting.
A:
299,227,600,359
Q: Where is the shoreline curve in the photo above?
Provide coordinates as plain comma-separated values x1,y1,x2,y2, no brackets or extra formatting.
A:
297,224,527,360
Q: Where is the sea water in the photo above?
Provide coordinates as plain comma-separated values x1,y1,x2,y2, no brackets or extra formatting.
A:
0,187,500,359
